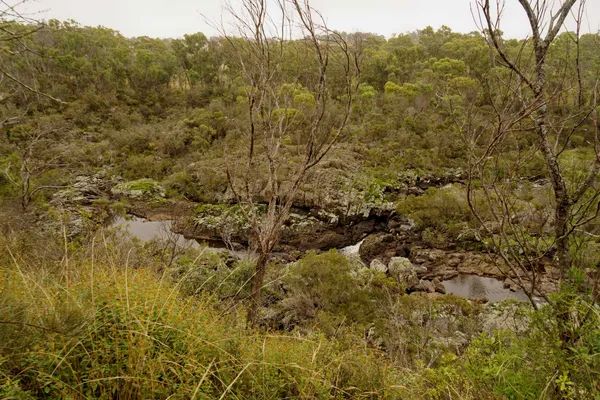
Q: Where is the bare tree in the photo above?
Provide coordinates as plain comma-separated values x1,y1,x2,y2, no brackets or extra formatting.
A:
454,0,600,305
217,0,358,324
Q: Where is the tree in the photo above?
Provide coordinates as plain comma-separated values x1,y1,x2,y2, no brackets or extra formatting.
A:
454,0,600,307
1,2,65,108
219,0,358,325
1,118,70,210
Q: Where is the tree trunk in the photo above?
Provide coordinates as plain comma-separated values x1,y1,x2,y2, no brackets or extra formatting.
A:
533,47,572,273
247,252,269,326
20,167,30,211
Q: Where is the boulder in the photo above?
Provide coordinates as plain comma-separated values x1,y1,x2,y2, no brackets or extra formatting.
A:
359,233,411,265
53,171,115,206
416,279,436,293
369,258,388,273
388,257,426,290
432,277,446,294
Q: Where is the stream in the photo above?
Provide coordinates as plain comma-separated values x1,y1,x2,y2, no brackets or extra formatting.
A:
111,215,529,302
441,274,529,302
110,216,252,258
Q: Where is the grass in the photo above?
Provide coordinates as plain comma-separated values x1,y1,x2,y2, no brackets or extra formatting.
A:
0,233,403,399
2,226,598,399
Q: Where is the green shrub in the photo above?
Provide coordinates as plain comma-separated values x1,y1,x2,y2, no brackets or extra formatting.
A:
112,178,166,200
169,250,254,300
397,185,472,244
278,250,380,332
163,171,204,201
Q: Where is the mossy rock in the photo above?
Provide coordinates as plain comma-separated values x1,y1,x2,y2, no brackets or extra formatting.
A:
112,179,166,200
193,203,260,240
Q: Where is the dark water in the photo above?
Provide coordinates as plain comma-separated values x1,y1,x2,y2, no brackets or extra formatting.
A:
442,274,529,302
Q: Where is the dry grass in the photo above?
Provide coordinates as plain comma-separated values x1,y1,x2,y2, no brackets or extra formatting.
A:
0,231,403,399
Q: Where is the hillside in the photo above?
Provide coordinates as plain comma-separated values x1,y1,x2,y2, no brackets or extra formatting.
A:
1,0,600,398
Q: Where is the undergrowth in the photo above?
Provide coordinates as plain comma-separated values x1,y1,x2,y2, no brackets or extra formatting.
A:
0,234,403,399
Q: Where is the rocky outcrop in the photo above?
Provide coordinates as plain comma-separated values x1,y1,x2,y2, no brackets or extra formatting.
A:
183,203,400,251
49,170,122,237
111,179,166,200
53,170,119,206
359,233,413,265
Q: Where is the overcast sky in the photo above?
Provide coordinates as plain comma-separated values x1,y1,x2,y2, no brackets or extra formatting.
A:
21,0,600,40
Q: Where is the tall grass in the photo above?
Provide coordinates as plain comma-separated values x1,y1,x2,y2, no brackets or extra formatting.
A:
0,232,403,399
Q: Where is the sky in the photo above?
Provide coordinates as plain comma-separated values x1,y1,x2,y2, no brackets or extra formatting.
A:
20,0,600,40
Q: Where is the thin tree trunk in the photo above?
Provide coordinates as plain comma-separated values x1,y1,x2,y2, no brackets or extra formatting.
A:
247,251,269,326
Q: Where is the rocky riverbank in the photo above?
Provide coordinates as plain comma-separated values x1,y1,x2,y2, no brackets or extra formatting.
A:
48,171,559,302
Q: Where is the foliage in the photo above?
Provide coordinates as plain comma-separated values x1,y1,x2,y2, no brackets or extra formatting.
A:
397,185,473,245
277,250,381,332
0,234,403,399
112,178,166,200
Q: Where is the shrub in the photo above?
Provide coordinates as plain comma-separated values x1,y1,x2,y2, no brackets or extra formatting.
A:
169,250,254,300
397,185,473,244
112,178,166,200
277,250,380,332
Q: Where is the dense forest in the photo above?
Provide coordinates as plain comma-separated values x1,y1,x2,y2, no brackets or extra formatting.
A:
1,0,600,398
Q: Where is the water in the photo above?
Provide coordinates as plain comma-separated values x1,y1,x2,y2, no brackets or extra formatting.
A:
337,238,530,303
339,239,364,256
111,216,201,248
110,216,253,259
442,274,529,302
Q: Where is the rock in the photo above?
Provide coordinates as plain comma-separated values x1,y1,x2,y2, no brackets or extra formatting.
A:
53,171,115,206
369,259,388,273
112,179,166,200
48,170,122,237
480,302,530,333
388,217,415,233
359,233,412,265
432,277,446,294
310,209,339,225
503,278,521,292
407,186,425,196
388,257,426,290
416,279,436,293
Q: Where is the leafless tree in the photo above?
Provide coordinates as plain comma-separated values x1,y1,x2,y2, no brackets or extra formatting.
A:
217,0,359,324
455,0,600,305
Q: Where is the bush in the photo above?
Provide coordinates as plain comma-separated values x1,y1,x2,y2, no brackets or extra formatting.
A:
112,178,166,200
397,185,473,245
169,249,254,300
163,171,204,201
277,250,381,332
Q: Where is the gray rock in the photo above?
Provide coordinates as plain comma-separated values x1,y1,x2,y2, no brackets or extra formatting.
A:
432,277,446,294
416,279,435,293
388,257,426,290
369,258,388,273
